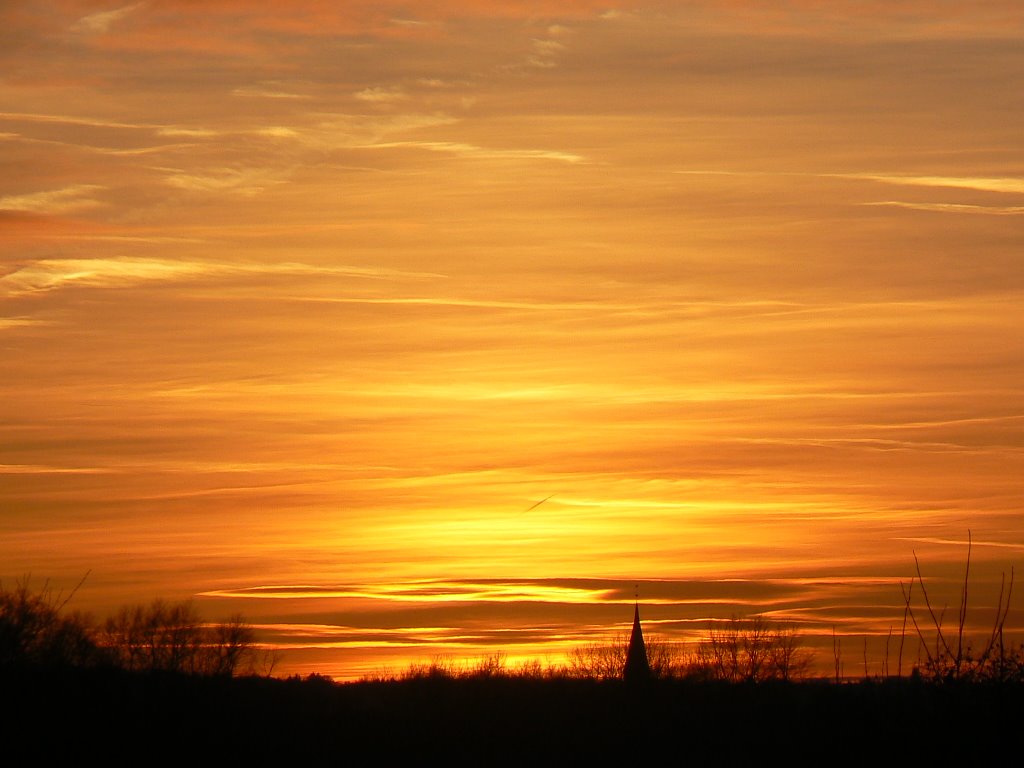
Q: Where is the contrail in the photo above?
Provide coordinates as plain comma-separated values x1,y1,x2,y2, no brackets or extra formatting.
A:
523,494,555,513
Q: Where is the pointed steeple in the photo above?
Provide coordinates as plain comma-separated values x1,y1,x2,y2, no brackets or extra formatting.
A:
623,595,650,682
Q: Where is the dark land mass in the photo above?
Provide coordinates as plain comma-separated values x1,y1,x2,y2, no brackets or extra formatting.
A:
4,668,1022,764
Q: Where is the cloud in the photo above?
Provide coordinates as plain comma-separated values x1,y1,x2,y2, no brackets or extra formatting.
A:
354,86,408,104
649,1,1024,38
364,140,585,163
862,201,1024,215
390,18,438,29
3,108,464,170
0,317,44,331
526,37,567,68
231,84,311,100
1,257,211,295
155,127,219,138
289,296,621,311
158,166,284,196
202,577,804,608
253,126,300,139
0,257,441,296
849,174,1024,195
0,112,150,130
674,169,1024,195
141,113,460,158
49,1,618,59
305,113,459,149
892,536,1024,552
2,111,290,143
0,185,105,214
672,170,1024,215
0,112,229,158
71,3,145,35
0,463,111,475
201,579,614,604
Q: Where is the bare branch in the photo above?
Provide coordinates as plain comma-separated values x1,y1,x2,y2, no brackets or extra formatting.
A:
913,551,954,660
900,578,935,669
955,530,971,671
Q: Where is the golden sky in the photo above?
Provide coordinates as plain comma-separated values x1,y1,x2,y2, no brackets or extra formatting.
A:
2,1,1023,678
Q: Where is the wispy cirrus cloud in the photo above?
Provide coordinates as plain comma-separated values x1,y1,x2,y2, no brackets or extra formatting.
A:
232,83,311,100
525,37,567,68
2,111,288,144
0,463,113,475
0,185,105,214
61,0,1021,46
1,257,441,296
0,317,45,331
154,127,219,138
158,166,285,196
201,577,852,608
202,579,614,604
674,169,1024,195
354,86,408,104
862,201,1024,215
892,536,1024,551
673,170,1024,219
848,174,1024,195
71,3,145,35
2,257,218,295
649,1,1024,37
43,0,619,61
364,140,585,163
0,112,151,131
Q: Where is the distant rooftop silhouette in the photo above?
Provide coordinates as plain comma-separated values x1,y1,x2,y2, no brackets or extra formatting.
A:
623,600,650,682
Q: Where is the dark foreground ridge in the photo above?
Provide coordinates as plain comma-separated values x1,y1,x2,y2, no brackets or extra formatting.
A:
5,667,1023,764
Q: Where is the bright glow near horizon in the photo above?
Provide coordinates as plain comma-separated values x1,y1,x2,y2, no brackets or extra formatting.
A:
2,1,1023,680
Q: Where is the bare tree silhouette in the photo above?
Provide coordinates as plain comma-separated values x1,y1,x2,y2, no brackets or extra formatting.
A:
0,577,100,669
692,616,813,682
101,599,262,676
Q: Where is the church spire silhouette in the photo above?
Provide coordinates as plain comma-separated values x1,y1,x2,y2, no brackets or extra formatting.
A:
623,586,650,682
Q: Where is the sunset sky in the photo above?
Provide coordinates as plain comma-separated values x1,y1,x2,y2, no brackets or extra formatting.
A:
2,1,1023,679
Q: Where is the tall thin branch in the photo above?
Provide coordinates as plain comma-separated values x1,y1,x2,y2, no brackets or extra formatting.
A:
913,551,954,660
56,570,91,612
900,579,935,669
955,531,972,671
979,569,1008,666
898,579,912,677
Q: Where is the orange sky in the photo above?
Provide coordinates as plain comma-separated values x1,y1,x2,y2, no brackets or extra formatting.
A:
2,1,1023,679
